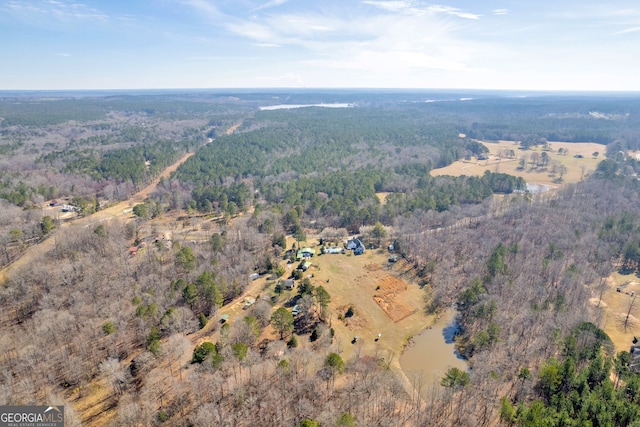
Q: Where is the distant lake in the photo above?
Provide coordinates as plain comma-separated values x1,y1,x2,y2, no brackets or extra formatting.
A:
259,103,354,111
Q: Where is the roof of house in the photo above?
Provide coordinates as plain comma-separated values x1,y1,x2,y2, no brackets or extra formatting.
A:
297,248,316,259
325,246,343,254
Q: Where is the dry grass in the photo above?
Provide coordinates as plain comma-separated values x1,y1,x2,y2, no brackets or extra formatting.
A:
308,248,430,366
598,272,640,353
431,140,606,187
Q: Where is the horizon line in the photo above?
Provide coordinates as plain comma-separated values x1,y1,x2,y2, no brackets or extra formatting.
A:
2,87,640,95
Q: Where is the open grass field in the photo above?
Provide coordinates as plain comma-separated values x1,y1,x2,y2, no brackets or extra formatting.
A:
597,272,640,354
431,140,606,187
304,247,430,365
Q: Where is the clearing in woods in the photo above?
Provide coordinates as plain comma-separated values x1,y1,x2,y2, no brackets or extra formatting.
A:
431,140,606,187
597,272,640,353
292,245,430,365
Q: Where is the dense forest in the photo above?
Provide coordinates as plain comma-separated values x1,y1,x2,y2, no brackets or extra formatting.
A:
1,90,640,426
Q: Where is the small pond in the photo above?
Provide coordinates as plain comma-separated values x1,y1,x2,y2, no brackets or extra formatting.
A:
400,308,468,388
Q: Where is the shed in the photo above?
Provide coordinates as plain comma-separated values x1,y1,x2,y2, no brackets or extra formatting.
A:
249,273,260,281
284,279,295,290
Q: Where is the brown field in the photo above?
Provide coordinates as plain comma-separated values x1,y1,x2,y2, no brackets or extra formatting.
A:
309,249,429,362
373,274,417,322
431,140,606,187
598,272,640,353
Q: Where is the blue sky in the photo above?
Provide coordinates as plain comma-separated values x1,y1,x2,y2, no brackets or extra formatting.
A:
1,0,639,90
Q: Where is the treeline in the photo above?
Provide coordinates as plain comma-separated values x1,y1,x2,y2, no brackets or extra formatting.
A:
187,161,525,232
384,171,525,217
63,139,196,185
500,322,640,427
449,96,640,146
0,179,57,207
0,94,255,126
394,171,640,425
176,106,466,184
176,107,525,231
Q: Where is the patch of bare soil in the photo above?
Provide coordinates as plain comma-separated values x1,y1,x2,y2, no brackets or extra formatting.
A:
365,263,381,271
589,298,607,308
337,305,367,329
373,275,416,322
375,192,392,205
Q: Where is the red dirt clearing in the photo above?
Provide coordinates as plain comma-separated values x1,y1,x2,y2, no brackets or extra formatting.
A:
373,274,417,322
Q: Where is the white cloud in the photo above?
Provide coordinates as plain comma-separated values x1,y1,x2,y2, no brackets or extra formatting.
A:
254,0,290,12
53,52,71,57
226,13,336,45
254,42,282,47
362,1,481,19
492,9,508,16
361,1,413,13
179,0,222,19
615,26,640,34
5,0,110,22
427,5,480,20
220,3,487,82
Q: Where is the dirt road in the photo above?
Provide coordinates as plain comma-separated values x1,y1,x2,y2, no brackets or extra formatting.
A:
0,121,242,282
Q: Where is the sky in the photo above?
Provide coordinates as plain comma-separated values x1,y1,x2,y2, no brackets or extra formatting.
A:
1,0,639,91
